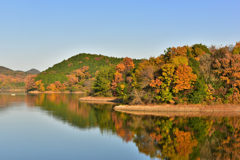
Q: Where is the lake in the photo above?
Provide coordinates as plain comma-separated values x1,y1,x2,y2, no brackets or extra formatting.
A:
0,93,239,160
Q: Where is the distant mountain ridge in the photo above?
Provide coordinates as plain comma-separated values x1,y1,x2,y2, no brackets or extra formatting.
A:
0,66,40,76
26,69,41,75
0,66,13,73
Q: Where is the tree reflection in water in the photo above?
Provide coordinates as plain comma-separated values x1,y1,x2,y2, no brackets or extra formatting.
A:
2,93,240,160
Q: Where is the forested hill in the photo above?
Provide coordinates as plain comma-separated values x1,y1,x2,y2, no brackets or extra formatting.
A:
0,66,40,89
35,53,142,85
26,69,41,75
0,66,12,73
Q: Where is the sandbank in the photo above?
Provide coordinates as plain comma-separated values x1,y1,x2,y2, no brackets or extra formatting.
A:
114,104,240,114
79,96,122,103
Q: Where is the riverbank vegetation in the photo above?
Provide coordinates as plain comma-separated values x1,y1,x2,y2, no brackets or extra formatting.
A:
26,42,240,105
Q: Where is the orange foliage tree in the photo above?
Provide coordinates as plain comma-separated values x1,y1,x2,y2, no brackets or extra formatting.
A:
123,57,135,71
116,63,126,72
111,57,136,97
25,75,37,92
72,66,91,80
66,75,78,86
47,83,56,91
111,71,124,91
213,50,240,89
170,46,188,56
47,81,65,91
173,64,197,93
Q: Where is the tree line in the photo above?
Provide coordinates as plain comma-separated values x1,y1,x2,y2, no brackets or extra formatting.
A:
26,42,240,105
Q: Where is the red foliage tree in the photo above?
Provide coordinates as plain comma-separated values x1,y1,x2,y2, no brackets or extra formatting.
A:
123,57,135,71
25,75,37,92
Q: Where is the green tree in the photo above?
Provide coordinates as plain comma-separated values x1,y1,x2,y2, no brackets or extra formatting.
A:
92,67,115,96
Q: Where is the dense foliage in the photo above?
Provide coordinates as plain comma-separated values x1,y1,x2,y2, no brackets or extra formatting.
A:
27,42,240,105
29,53,141,93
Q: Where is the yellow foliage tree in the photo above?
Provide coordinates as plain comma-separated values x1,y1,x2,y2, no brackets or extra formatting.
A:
46,83,56,91
233,42,240,54
35,80,45,92
171,56,188,67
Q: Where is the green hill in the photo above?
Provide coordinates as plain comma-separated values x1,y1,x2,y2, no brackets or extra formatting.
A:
35,53,142,85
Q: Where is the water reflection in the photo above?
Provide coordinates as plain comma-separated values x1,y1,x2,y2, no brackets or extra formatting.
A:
1,93,240,160
0,93,25,108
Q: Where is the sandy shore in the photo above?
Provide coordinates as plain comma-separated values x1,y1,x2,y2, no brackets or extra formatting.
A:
79,101,118,105
28,91,85,94
114,104,240,113
115,110,240,117
79,96,123,103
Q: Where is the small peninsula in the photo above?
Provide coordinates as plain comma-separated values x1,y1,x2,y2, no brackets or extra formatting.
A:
24,42,240,110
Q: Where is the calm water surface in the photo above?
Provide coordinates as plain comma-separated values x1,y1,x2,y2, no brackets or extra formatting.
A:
0,93,239,160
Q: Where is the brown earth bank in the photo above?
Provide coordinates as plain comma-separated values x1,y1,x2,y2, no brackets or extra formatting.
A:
79,96,123,103
114,104,240,113
80,101,119,105
115,110,240,117
28,91,85,94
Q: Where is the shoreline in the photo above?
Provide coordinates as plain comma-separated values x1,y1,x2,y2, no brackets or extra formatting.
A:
114,104,240,113
28,91,85,94
79,96,123,103
80,101,118,105
115,110,240,117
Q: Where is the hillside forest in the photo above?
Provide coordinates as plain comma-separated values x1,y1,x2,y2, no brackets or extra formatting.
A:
25,42,240,105
0,67,40,89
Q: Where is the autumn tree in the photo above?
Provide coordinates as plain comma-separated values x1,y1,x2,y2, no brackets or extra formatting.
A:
25,75,37,92
123,57,135,71
211,45,240,103
111,57,136,98
116,63,126,72
35,80,45,92
156,63,175,102
66,75,78,86
72,66,91,80
170,46,188,56
46,83,56,91
233,42,240,55
173,64,197,93
137,64,156,88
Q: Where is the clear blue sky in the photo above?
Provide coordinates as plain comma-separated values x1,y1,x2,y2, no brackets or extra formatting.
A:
0,0,239,71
